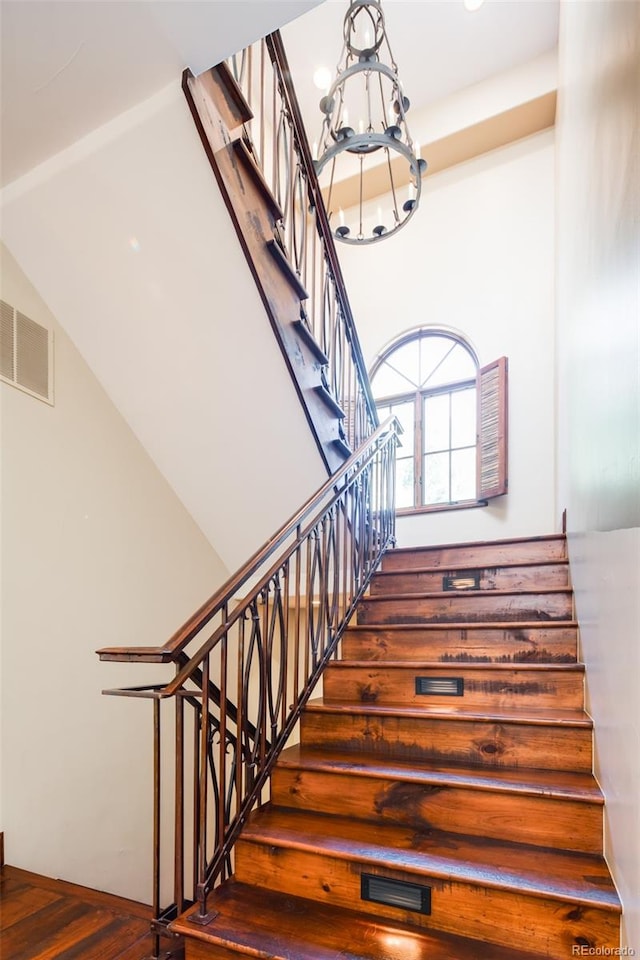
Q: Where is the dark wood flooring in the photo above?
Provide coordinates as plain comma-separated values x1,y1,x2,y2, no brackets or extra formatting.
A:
0,865,153,960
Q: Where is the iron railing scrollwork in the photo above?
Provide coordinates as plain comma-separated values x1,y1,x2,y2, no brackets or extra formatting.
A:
102,419,399,959
229,31,378,452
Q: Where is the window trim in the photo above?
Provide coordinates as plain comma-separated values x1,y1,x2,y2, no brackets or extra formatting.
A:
396,498,489,517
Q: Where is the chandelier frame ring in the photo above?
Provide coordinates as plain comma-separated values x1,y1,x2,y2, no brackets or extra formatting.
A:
320,61,403,118
314,133,425,247
315,132,423,182
344,0,386,59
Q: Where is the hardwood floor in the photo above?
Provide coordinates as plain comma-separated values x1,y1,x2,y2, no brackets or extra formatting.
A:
0,865,153,960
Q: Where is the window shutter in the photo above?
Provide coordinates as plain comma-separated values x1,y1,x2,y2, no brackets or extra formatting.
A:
477,356,508,500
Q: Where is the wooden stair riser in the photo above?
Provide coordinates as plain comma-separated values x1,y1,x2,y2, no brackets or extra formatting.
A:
301,710,593,772
356,591,573,625
234,843,618,960
342,625,578,663
382,537,567,571
271,767,602,853
323,664,584,710
371,563,569,596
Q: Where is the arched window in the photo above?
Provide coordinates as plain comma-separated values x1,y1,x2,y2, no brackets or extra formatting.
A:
370,329,508,511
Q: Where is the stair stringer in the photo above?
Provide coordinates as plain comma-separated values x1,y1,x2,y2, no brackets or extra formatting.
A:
183,64,350,475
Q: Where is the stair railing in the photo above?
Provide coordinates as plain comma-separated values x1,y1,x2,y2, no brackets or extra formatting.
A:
99,418,399,959
228,31,378,451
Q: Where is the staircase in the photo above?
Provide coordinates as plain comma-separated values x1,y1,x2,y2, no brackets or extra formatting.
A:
171,533,621,959
182,38,378,476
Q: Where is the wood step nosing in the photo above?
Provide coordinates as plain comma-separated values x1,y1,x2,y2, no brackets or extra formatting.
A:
345,621,579,631
214,61,254,125
332,437,353,458
313,384,346,419
375,559,570,576
389,534,567,555
238,825,620,911
266,237,309,300
304,700,594,727
328,661,585,672
231,138,284,222
293,319,329,366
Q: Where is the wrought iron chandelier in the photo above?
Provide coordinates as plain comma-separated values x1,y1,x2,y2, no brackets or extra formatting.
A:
314,0,427,245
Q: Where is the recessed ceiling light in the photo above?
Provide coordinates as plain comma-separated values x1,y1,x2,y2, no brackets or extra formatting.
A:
313,66,333,91
464,0,485,10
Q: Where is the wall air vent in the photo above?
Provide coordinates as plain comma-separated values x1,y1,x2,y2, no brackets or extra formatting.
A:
361,874,431,914
416,676,464,696
0,300,54,404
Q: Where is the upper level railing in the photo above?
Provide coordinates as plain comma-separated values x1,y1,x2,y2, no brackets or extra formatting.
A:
99,418,399,959
228,32,378,452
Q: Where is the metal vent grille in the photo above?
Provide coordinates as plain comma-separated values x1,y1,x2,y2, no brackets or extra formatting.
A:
361,874,431,914
416,676,464,696
0,300,53,404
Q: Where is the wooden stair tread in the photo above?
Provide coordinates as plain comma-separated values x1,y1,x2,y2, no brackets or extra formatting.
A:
374,559,569,575
329,660,585,672
306,698,593,727
390,534,566,554
214,62,253,125
346,620,579,631
170,880,550,960
239,807,620,910
231,139,284,222
277,744,603,802
266,238,309,299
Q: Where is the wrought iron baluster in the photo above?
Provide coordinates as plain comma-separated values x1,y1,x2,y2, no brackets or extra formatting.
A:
151,698,161,960
174,694,185,916
217,618,228,862
195,656,210,921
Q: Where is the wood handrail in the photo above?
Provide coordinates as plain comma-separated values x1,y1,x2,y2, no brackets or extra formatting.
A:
97,419,397,665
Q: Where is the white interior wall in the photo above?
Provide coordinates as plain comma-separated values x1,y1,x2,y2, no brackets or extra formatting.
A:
0,243,231,900
409,49,557,145
1,81,327,574
555,1,639,946
338,129,557,547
